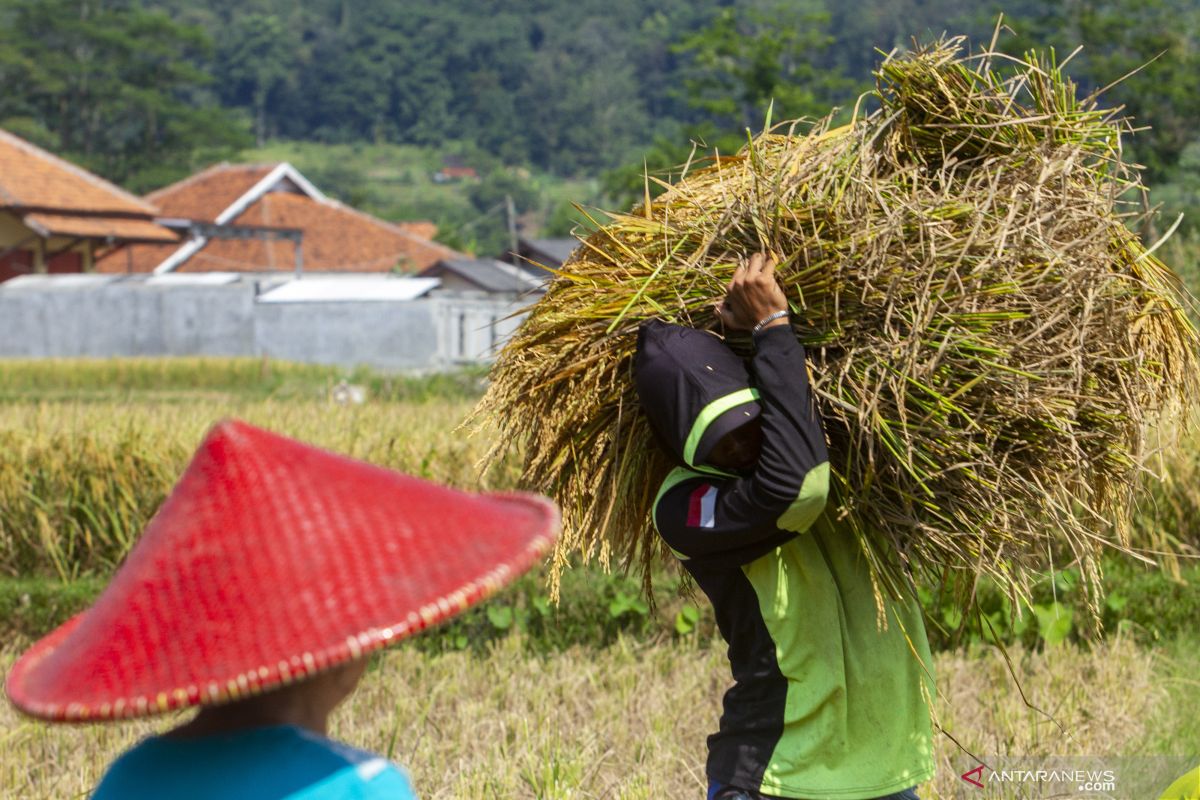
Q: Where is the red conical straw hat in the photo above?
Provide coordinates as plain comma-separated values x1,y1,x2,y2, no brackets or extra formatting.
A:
6,420,558,722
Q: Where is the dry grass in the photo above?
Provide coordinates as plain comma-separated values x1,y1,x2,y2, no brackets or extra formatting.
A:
476,38,1200,623
1,635,1189,799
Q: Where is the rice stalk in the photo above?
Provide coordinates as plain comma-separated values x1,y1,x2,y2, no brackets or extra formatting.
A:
474,37,1200,626
0,398,517,578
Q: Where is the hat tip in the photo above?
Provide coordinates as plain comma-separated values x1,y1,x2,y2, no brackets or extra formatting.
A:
202,418,274,450
208,418,252,436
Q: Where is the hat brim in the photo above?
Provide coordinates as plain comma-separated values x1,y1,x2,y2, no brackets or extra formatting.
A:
6,492,556,723
692,397,763,468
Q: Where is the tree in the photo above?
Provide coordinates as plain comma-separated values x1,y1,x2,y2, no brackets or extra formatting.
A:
464,168,538,256
0,0,249,190
597,0,864,211
1073,0,1200,183
516,19,652,174
983,0,1199,184
216,13,291,147
673,0,859,134
1154,141,1200,235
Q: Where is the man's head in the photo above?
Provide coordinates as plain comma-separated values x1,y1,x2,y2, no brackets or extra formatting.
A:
182,657,370,737
634,320,763,472
705,416,764,471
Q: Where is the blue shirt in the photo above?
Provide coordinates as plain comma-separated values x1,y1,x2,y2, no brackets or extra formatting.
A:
91,724,417,799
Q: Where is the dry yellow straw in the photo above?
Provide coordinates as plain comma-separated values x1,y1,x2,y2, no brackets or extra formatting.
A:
475,37,1200,628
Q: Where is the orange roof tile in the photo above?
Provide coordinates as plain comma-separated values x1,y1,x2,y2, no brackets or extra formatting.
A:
146,163,279,222
97,191,463,274
0,128,155,216
24,213,179,243
397,221,438,240
96,242,180,274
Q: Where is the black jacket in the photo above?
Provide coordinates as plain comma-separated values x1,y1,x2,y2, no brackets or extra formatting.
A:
634,320,830,565
634,321,935,798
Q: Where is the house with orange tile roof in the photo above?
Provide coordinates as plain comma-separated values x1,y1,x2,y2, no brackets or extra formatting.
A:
0,128,179,283
96,162,462,275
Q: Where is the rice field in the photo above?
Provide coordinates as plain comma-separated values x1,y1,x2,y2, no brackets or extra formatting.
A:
2,635,1197,799
0,395,516,579
1,359,1198,799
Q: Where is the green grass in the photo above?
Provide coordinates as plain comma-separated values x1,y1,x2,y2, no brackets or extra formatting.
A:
0,358,489,403
0,576,106,641
0,562,696,649
9,554,1198,655
921,557,1200,651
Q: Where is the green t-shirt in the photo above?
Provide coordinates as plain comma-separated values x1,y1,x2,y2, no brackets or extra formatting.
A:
657,468,935,798
743,514,935,797
642,323,935,797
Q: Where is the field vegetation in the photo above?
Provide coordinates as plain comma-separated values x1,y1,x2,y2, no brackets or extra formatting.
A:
3,0,1200,792
3,635,1198,799
1,359,1198,798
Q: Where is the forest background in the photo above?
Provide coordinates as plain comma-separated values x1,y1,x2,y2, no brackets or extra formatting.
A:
1,0,1198,256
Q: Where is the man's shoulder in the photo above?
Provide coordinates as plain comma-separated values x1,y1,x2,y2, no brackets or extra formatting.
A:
272,728,417,797
652,466,726,526
289,727,380,767
91,726,417,800
282,755,416,799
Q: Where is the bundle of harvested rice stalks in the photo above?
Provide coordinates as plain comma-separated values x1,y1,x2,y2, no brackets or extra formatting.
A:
474,37,1200,627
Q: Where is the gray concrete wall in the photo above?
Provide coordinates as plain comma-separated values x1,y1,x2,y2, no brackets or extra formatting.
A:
0,280,255,358
428,294,528,364
254,299,441,370
0,277,529,370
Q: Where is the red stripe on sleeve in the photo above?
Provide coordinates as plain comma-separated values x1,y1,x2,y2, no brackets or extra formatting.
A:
687,483,712,527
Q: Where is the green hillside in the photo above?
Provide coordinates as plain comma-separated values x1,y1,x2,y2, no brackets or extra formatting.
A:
239,140,601,255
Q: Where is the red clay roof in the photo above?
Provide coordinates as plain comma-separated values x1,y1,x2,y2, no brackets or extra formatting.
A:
97,191,462,274
146,163,278,222
0,128,156,216
397,221,438,240
24,213,179,243
97,241,178,274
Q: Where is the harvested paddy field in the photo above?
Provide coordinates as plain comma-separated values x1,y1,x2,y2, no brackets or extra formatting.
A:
1,359,1197,799
2,637,1197,799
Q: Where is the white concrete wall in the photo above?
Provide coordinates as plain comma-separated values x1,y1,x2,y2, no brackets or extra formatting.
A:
0,278,529,370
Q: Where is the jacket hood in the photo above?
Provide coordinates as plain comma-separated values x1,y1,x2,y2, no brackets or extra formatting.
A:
633,319,761,470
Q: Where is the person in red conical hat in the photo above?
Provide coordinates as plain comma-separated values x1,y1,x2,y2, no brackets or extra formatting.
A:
4,420,560,800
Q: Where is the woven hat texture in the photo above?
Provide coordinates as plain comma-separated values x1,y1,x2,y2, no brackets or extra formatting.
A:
6,420,558,722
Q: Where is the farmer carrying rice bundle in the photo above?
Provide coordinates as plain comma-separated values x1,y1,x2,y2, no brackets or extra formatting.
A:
476,36,1200,624
474,33,1200,798
4,420,559,799
636,253,932,798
